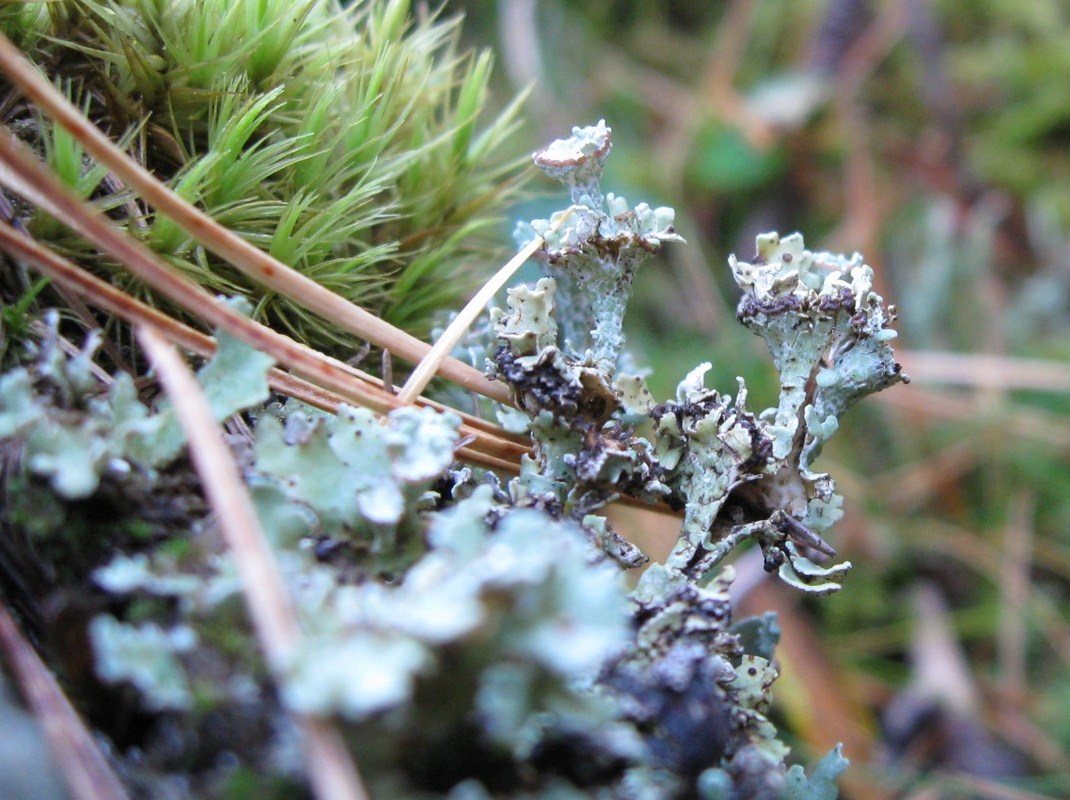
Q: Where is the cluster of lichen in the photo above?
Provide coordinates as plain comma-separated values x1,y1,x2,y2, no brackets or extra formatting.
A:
0,0,526,352
0,120,908,798
481,120,909,795
494,122,906,595
0,310,852,799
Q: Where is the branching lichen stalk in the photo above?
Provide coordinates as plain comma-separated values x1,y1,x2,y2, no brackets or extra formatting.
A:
519,120,683,372
492,122,906,595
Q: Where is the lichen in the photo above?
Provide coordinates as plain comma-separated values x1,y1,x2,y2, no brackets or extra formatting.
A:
515,120,683,371
478,121,909,797
783,745,850,800
1,120,907,799
491,123,905,598
0,303,274,499
89,616,198,711
279,486,631,724
251,402,461,560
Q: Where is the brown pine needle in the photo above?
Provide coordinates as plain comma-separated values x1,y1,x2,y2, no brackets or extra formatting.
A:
0,31,510,403
0,218,530,470
0,218,215,358
0,34,671,501
0,603,132,800
137,324,370,800
0,134,429,416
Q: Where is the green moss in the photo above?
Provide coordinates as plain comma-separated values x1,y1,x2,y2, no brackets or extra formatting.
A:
2,0,529,354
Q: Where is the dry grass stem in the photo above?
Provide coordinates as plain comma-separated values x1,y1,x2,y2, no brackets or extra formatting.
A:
137,324,370,800
136,325,302,666
398,213,570,404
898,349,1070,392
0,603,132,800
0,218,218,357
0,31,510,404
0,31,566,481
1,132,522,437
0,132,371,394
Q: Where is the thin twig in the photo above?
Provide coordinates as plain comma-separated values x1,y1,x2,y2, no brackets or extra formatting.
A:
0,218,212,354
0,125,526,447
0,603,132,800
0,134,375,393
137,324,370,800
0,206,663,486
136,326,302,666
0,31,509,403
0,135,523,447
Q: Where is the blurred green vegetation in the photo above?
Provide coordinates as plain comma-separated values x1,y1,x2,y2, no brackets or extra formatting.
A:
451,0,1070,796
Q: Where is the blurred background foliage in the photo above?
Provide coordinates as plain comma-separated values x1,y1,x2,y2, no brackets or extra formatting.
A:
446,0,1070,797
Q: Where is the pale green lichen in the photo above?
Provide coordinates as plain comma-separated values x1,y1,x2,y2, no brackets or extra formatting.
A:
783,745,850,800
477,121,909,797
89,616,197,711
0,302,274,498
280,487,630,723
489,277,559,357
251,402,461,566
0,318,137,499
731,231,905,468
94,552,203,601
491,123,905,597
284,630,431,718
516,120,683,370
1,121,908,799
610,562,807,796
254,403,461,520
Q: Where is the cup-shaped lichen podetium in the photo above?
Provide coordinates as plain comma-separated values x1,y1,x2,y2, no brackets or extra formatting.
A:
520,121,683,373
730,232,908,466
